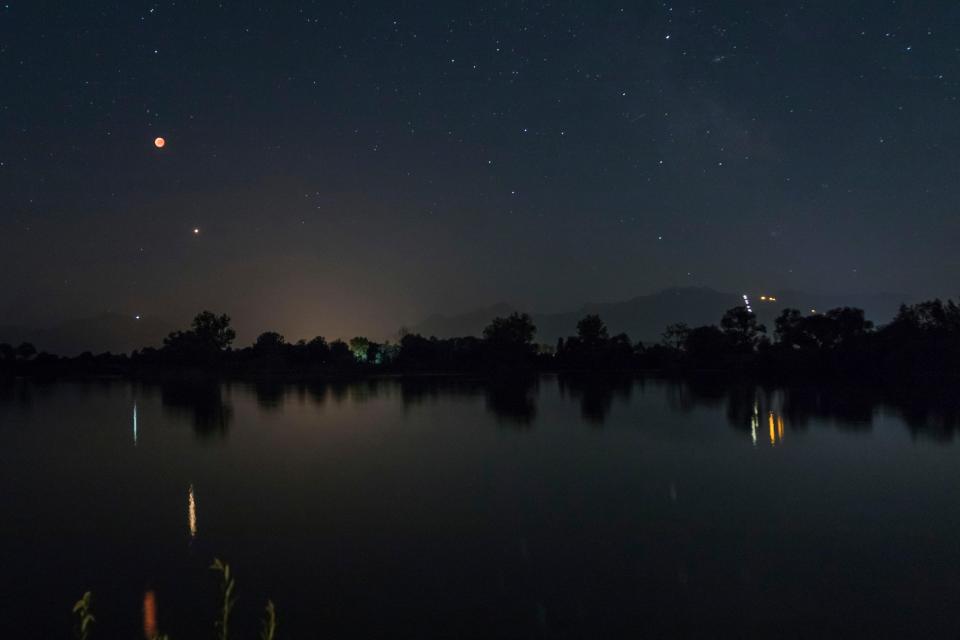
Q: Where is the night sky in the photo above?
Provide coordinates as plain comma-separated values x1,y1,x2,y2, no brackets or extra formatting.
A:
3,2,959,341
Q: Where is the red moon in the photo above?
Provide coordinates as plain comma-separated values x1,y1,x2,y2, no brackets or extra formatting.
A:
154,137,165,148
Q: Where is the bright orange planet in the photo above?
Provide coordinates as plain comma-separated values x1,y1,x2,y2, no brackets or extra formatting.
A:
154,137,165,148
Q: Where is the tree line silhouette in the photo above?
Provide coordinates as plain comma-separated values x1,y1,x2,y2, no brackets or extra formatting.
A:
2,298,960,380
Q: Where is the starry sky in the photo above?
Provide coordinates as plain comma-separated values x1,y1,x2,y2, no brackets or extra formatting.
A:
2,1,960,340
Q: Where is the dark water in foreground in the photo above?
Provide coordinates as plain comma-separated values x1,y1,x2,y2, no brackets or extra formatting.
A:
3,375,960,638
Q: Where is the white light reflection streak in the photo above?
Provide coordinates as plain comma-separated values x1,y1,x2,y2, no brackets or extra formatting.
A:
133,402,138,446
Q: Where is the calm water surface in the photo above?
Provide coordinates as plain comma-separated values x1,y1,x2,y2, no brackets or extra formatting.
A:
2,375,960,638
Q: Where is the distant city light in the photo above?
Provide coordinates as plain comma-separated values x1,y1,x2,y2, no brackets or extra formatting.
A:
135,314,141,320
193,228,200,235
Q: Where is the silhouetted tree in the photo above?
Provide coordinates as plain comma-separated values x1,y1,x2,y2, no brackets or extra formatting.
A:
364,341,383,364
253,331,286,352
888,299,960,333
555,315,637,370
15,342,37,361
304,336,330,363
683,325,728,366
191,311,236,350
349,336,371,361
328,339,356,368
824,307,873,347
876,298,960,375
160,311,236,366
483,312,536,346
577,314,608,345
482,313,537,370
774,309,806,349
720,306,766,353
13,296,960,381
662,322,690,351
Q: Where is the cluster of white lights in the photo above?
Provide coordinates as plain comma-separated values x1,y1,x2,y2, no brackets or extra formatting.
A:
742,294,753,313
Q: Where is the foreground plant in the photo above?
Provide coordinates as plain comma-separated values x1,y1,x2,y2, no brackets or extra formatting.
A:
260,599,278,640
72,591,95,640
72,558,277,639
210,558,237,640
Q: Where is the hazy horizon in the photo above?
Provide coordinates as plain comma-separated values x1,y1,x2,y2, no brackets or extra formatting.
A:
1,284,920,352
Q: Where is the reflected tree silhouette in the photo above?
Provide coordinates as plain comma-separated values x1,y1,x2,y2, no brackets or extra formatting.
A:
252,379,285,410
484,376,539,427
399,377,484,410
140,375,960,442
159,378,233,439
662,376,960,442
558,374,633,426
396,376,539,427
779,385,876,429
664,375,727,413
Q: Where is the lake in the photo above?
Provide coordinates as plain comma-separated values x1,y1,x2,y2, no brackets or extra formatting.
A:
2,375,960,638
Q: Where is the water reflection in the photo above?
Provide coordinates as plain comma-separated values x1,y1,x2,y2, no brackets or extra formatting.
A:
768,411,784,446
395,377,539,428
143,590,157,639
253,378,286,410
134,375,960,442
159,379,233,439
188,484,197,538
558,374,634,425
664,376,960,443
485,377,539,427
7,375,960,638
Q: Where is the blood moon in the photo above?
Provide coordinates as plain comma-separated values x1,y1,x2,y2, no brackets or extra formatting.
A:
154,137,166,149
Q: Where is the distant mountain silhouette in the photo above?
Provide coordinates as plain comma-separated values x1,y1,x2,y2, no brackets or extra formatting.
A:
409,287,913,344
0,313,176,356
411,302,517,339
